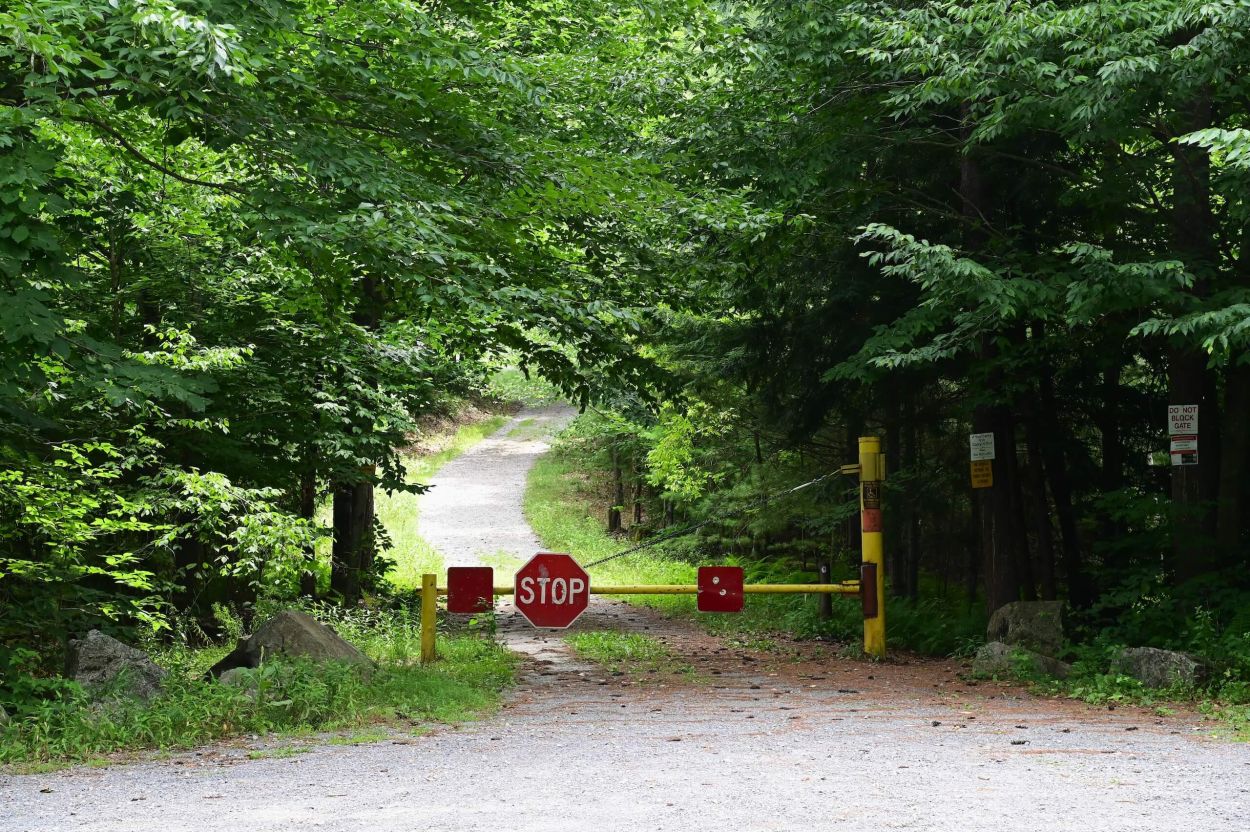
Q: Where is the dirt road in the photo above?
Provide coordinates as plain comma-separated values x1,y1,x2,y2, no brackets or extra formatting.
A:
4,407,1249,831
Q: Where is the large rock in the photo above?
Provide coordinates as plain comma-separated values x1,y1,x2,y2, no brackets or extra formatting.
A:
1113,647,1207,689
66,630,167,702
209,610,371,676
218,667,261,700
972,641,1071,680
0,704,9,727
986,600,1065,656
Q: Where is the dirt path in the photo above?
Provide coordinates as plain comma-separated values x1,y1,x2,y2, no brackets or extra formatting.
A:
5,407,1250,831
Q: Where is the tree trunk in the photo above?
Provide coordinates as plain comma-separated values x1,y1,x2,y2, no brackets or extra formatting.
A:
903,399,921,600
632,455,644,526
1217,232,1250,554
1168,93,1220,583
1023,416,1057,601
298,466,318,598
331,469,375,603
1218,363,1250,553
1036,364,1094,607
607,449,623,533
885,400,907,598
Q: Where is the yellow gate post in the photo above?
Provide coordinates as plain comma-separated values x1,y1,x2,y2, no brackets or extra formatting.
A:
421,572,437,664
859,436,886,658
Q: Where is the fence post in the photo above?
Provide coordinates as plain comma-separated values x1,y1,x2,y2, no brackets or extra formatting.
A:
859,436,886,657
421,572,437,664
818,561,834,620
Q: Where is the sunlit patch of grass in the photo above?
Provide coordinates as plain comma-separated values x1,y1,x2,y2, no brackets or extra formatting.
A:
477,549,525,579
488,367,564,406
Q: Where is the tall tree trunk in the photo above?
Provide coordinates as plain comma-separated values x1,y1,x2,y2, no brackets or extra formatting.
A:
607,448,623,533
1024,415,1057,601
331,275,382,603
961,115,1025,614
298,465,318,598
885,396,907,598
1168,94,1220,583
1217,232,1250,554
1218,363,1250,553
632,455,644,526
331,471,375,602
903,394,921,600
974,400,1024,613
1036,363,1094,607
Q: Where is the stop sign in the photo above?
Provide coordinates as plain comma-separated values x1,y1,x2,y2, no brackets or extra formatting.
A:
513,553,590,629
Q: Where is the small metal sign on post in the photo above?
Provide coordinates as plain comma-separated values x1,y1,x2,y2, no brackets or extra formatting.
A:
969,432,995,488
1168,404,1199,466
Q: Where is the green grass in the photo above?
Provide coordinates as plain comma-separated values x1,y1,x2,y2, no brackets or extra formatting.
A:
381,414,508,589
247,745,310,760
0,604,515,770
525,447,985,656
565,631,692,676
488,367,564,406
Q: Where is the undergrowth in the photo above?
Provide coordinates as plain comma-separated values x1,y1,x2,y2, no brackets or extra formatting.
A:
0,603,514,769
525,448,984,657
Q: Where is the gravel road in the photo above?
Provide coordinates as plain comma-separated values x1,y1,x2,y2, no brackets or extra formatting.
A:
4,406,1249,831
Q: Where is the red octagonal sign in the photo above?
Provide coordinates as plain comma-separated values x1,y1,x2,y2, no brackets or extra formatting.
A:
514,553,589,629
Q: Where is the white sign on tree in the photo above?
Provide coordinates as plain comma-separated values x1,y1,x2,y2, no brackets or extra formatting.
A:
1167,404,1199,466
969,432,996,461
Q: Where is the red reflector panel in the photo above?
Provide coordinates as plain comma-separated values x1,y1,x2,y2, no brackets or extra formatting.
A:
697,566,744,613
447,566,494,614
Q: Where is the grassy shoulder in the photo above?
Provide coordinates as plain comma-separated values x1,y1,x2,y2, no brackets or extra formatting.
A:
2,409,517,772
972,644,1250,741
525,447,983,656
0,604,514,771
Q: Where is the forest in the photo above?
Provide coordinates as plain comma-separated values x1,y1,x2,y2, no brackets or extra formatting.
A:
3,0,1250,748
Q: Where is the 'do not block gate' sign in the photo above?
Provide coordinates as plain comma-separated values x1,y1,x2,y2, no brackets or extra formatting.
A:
513,553,590,629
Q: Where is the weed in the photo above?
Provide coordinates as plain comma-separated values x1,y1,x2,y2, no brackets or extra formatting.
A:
326,730,388,746
247,745,309,760
565,631,692,676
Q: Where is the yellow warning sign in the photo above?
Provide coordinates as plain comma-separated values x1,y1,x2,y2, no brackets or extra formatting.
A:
970,460,993,489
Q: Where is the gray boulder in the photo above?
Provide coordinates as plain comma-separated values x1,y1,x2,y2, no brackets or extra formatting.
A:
0,704,9,727
1113,647,1207,689
987,600,1065,656
218,667,260,700
209,610,372,676
66,630,167,702
972,641,1071,680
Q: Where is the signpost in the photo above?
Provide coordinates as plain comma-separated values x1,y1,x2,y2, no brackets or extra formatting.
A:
1168,404,1199,466
513,553,590,629
969,431,995,488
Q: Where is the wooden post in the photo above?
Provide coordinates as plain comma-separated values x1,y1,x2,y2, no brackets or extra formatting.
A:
421,573,437,664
